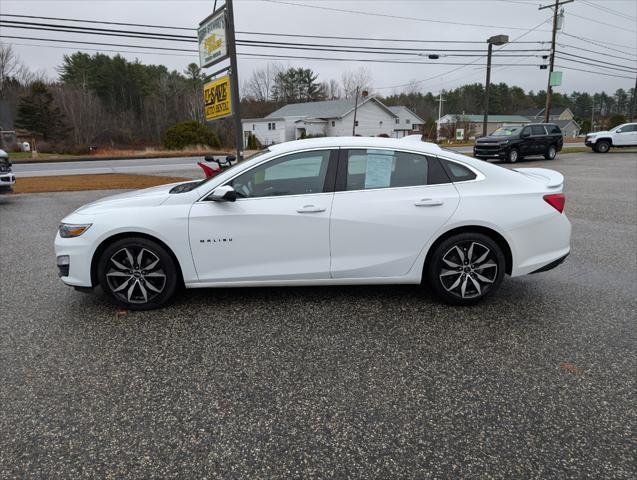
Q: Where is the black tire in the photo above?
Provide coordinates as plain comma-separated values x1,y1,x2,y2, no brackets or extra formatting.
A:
506,148,520,163
544,145,557,160
426,232,506,306
595,140,611,153
97,237,179,310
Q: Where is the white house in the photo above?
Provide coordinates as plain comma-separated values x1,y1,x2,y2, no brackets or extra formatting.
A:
242,97,423,147
387,106,425,138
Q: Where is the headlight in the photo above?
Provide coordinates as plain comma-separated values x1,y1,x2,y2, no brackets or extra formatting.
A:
59,223,92,238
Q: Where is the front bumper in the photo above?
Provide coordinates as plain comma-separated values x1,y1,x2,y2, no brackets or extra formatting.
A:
54,232,96,287
0,172,15,193
585,139,595,147
473,145,507,158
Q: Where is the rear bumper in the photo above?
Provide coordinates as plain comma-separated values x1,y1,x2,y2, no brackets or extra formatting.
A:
529,252,569,274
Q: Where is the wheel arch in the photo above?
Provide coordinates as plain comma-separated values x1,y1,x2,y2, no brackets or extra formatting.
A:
90,232,185,288
423,225,513,278
596,137,613,146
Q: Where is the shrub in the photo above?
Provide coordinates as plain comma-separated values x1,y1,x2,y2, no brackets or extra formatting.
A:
163,121,221,150
247,133,258,150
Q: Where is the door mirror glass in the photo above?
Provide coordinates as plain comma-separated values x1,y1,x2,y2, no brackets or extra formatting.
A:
209,185,237,202
616,128,623,133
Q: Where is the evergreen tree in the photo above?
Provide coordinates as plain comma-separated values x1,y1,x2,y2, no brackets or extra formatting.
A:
15,81,67,140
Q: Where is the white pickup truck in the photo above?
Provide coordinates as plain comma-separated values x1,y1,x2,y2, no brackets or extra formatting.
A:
0,149,16,194
585,122,637,153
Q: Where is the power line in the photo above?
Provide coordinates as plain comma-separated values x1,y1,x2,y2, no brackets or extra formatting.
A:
556,50,636,72
260,0,552,32
554,55,637,74
375,15,553,90
561,32,637,53
0,13,544,44
579,0,637,22
555,65,635,80
5,41,198,58
558,43,637,62
566,11,637,33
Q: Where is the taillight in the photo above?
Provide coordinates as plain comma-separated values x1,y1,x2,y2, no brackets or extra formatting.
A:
544,193,565,213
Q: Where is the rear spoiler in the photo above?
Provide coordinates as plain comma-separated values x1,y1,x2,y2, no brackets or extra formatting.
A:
513,168,564,189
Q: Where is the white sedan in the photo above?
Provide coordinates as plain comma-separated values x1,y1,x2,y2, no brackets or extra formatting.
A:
55,137,571,309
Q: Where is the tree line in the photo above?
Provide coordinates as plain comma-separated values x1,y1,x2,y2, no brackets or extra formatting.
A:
0,44,634,152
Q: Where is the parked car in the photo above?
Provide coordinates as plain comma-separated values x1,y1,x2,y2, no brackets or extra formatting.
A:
585,122,637,153
55,137,571,309
0,149,16,194
474,123,564,163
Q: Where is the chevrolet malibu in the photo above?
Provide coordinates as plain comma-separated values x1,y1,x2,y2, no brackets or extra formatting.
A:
55,137,571,310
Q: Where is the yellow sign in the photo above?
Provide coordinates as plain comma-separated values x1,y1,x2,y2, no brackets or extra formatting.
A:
204,75,232,121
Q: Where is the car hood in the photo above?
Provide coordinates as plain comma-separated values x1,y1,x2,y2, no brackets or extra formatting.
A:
587,130,610,136
74,181,189,214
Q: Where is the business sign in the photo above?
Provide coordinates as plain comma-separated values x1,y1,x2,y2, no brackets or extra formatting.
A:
550,71,563,87
204,75,232,121
198,9,228,68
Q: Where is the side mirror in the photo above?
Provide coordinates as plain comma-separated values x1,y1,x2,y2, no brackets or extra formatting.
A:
208,185,237,202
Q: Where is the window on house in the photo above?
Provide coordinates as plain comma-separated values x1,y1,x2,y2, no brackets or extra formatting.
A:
395,118,400,124
379,121,383,126
272,123,276,130
331,121,335,127
252,124,255,131
406,119,411,124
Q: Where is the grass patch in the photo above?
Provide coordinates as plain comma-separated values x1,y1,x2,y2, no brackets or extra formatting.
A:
9,152,77,161
13,174,190,194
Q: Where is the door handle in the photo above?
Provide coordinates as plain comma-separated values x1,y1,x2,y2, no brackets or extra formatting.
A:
414,198,444,207
297,205,326,213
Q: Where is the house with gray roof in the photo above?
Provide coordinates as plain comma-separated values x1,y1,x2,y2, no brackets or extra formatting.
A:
242,97,423,147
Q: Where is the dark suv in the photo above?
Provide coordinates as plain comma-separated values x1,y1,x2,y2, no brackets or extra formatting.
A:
473,123,564,163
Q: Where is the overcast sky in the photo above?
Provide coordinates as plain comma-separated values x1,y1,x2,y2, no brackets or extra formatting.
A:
2,0,636,96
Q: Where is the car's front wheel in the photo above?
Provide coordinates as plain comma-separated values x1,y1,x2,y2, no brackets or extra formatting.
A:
97,237,179,310
426,233,506,306
594,140,610,153
544,145,557,160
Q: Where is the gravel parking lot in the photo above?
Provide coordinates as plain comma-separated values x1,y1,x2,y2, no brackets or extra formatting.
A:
1,151,635,479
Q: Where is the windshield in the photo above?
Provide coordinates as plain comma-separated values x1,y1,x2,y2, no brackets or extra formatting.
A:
491,126,522,137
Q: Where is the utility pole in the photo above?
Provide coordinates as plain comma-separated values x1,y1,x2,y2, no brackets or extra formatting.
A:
630,75,637,122
591,97,595,132
436,92,446,142
482,34,508,137
225,0,243,159
352,86,360,135
539,0,574,123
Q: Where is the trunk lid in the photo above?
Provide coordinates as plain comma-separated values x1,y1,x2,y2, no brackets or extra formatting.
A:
513,168,564,189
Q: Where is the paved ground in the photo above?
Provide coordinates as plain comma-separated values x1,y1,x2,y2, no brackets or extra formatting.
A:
1,151,635,479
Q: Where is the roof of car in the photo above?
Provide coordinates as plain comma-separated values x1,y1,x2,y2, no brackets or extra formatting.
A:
267,136,443,154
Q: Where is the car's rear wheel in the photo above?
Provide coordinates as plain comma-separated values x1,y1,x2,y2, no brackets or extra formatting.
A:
98,237,178,310
506,148,520,163
595,140,610,153
544,145,557,160
426,233,506,306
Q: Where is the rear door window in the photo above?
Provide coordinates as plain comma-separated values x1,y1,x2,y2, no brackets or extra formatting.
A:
546,125,562,134
343,149,445,191
531,125,547,136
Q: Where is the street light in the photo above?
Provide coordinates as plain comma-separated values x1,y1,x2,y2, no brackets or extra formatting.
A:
482,34,509,137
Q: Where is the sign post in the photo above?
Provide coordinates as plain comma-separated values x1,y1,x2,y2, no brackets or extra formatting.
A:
198,0,242,161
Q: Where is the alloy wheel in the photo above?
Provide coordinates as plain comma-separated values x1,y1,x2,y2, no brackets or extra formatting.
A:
106,247,166,304
548,146,556,159
439,241,498,300
508,149,518,163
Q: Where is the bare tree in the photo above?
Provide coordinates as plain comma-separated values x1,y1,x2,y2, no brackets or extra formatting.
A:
323,79,341,100
0,43,22,98
52,85,103,145
243,63,284,102
341,67,374,99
